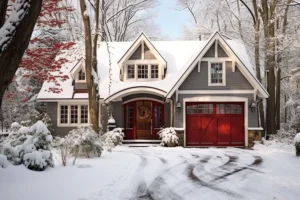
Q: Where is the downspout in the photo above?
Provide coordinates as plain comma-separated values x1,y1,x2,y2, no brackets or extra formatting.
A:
170,99,174,127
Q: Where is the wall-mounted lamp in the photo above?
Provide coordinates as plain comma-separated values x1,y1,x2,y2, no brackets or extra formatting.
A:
177,101,182,108
250,101,257,112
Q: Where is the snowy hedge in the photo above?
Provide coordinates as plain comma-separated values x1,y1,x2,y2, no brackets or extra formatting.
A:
1,121,53,171
102,128,124,147
67,126,103,158
0,155,9,168
157,128,179,147
294,133,300,157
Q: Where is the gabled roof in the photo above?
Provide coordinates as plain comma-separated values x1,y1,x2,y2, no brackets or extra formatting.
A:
70,57,85,79
117,32,167,68
37,32,268,101
166,31,269,99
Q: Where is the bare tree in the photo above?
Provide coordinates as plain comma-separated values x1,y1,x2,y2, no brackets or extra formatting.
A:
79,0,100,133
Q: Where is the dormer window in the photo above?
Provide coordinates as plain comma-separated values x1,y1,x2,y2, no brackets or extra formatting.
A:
78,70,85,81
118,33,167,82
151,65,159,78
138,65,148,79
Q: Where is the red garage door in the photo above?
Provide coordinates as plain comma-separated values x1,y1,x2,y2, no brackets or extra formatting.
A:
186,102,245,146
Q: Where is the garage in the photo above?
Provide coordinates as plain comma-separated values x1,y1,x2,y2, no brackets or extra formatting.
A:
186,102,245,146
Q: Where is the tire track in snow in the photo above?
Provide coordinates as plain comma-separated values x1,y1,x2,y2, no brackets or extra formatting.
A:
186,164,243,199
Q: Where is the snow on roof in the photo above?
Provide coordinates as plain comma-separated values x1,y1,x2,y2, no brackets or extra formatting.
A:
98,41,205,99
37,35,259,101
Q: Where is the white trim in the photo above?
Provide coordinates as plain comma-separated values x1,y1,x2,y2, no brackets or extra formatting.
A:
57,102,90,127
178,90,255,94
183,96,248,147
208,61,226,86
232,61,236,72
248,127,263,131
123,140,161,142
141,41,145,60
166,32,268,99
215,39,218,58
198,60,201,72
105,87,166,103
122,97,164,105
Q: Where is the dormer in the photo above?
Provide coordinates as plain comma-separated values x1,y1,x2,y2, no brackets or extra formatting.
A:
70,58,86,83
118,33,167,82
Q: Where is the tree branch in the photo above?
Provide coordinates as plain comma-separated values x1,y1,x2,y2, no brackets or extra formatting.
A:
239,0,256,24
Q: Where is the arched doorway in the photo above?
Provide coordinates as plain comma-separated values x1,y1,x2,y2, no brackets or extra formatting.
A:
123,100,164,140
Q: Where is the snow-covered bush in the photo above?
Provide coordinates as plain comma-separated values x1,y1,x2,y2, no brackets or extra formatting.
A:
0,154,9,168
157,128,179,147
53,136,71,166
21,110,53,132
2,144,21,165
294,133,300,157
102,128,124,146
68,126,103,159
1,121,53,171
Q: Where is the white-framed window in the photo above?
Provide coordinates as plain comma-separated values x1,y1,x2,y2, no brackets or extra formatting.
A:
80,105,88,123
58,103,89,126
151,65,159,79
127,65,135,79
209,62,226,86
78,70,85,81
60,105,68,124
137,65,148,79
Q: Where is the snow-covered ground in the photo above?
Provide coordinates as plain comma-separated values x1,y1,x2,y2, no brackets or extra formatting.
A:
1,145,300,200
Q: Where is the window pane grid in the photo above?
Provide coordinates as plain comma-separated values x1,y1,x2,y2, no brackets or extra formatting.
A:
78,70,85,80
211,63,223,84
60,105,68,124
126,105,134,128
151,65,159,79
216,104,242,114
127,65,135,79
187,104,213,114
81,105,88,123
138,65,148,79
154,105,162,128
71,105,78,123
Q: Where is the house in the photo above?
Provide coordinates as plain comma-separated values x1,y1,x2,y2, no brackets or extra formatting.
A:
37,32,268,147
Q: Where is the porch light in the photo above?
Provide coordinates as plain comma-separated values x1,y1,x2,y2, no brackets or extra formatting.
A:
177,101,182,108
250,101,257,112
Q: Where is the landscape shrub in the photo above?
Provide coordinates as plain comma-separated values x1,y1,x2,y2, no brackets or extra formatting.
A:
294,133,300,157
157,127,179,147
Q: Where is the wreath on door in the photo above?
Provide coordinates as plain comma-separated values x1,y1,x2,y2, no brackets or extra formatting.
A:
138,105,151,120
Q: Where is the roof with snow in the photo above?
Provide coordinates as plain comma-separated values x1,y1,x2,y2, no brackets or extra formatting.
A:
37,32,268,102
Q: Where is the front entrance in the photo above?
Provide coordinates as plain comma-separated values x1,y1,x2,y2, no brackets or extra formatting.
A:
124,100,164,140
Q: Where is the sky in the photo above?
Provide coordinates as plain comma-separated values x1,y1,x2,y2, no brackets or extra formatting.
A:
154,0,190,40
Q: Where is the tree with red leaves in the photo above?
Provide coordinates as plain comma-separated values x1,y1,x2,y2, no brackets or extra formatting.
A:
20,0,76,89
1,0,77,128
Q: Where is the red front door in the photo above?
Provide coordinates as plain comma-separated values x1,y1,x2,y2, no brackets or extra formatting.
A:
124,100,164,140
186,102,245,146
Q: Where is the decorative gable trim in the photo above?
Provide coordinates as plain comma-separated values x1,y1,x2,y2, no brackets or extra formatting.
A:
166,32,269,99
118,32,167,70
70,57,86,83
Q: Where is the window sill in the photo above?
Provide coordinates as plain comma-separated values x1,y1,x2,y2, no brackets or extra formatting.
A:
57,123,91,127
208,83,226,86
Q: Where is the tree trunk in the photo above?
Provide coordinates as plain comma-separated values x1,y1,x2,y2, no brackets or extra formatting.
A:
0,0,8,27
79,0,100,133
252,0,265,132
261,0,277,135
276,68,281,130
0,0,43,117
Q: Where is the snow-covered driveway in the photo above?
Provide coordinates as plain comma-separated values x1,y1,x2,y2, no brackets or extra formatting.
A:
1,146,300,200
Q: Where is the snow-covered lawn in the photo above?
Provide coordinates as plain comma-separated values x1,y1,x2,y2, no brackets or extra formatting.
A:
1,145,300,200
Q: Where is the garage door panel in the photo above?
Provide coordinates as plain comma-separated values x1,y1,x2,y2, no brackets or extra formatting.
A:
217,117,231,145
230,116,244,144
186,115,201,146
200,117,217,145
186,102,245,147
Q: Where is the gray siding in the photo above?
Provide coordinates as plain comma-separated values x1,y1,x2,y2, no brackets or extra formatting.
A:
144,44,156,59
164,103,170,127
218,44,228,57
75,83,87,89
179,61,253,90
47,102,73,137
101,101,123,132
203,42,215,57
129,44,142,60
172,93,258,128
